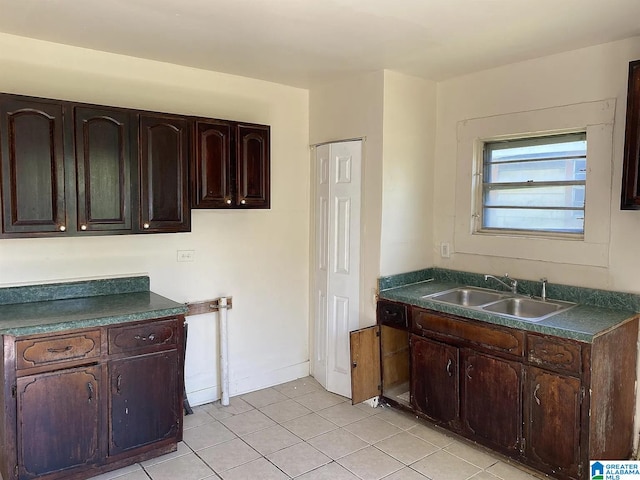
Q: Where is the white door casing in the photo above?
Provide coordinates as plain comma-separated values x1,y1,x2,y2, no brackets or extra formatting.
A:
313,140,362,398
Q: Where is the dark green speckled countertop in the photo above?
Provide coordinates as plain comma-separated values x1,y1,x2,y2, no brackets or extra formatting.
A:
0,276,187,336
379,268,640,343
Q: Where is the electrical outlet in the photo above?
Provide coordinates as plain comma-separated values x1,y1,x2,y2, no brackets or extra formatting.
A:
440,243,451,258
177,250,195,262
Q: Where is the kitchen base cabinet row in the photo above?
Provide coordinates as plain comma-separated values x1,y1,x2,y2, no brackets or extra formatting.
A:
0,316,185,480
351,300,638,480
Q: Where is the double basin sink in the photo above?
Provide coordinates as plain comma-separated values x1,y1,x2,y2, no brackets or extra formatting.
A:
423,287,576,322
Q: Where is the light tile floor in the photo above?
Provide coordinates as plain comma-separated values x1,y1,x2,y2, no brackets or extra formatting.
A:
88,377,545,480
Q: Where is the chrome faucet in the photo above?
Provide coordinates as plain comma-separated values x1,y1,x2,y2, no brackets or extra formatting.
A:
484,273,518,294
540,278,548,301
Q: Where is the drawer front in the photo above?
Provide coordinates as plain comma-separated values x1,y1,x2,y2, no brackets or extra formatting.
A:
377,301,408,329
16,330,101,370
412,308,524,357
109,318,177,355
527,334,582,374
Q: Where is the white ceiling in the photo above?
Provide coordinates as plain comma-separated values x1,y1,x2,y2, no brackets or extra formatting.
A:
2,0,640,88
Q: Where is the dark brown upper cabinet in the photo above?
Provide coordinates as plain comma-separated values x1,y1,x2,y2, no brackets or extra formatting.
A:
139,114,190,233
0,96,67,235
622,59,640,209
192,121,270,209
74,106,135,233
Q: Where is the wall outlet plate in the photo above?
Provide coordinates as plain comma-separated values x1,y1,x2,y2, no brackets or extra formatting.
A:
440,242,451,258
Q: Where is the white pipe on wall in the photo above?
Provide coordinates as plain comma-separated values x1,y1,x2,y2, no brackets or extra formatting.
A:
219,296,230,406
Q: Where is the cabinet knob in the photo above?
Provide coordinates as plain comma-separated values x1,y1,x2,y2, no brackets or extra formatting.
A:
80,224,87,231
240,199,246,205
226,199,232,205
143,223,150,229
59,225,66,232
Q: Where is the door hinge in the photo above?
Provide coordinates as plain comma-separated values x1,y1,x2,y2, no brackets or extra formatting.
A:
11,385,16,398
14,464,18,476
521,437,526,453
377,384,382,391
375,329,380,337
580,386,586,404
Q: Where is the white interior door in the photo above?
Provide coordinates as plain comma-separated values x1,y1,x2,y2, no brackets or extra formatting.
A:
313,140,362,398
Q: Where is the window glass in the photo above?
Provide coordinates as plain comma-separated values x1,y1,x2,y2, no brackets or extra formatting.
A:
481,132,586,235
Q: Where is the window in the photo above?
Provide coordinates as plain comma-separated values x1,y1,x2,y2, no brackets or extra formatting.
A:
480,132,587,237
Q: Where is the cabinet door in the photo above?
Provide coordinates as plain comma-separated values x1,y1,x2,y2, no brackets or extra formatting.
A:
350,326,381,404
16,366,101,479
109,351,180,455
525,367,582,479
192,120,232,208
74,106,134,232
235,123,270,208
0,96,67,235
462,351,522,454
139,114,190,232
410,335,459,426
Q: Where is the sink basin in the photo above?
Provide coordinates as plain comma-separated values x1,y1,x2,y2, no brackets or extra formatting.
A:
427,287,505,307
423,286,576,322
482,297,575,321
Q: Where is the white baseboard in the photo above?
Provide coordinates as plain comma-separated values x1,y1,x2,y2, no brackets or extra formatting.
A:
185,361,310,407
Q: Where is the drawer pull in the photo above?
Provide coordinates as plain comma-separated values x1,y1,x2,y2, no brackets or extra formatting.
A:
116,374,122,394
384,310,398,317
446,359,453,377
47,345,73,354
534,384,541,406
87,382,94,402
134,334,156,342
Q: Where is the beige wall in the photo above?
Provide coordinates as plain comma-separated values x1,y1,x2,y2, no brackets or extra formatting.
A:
381,71,436,276
0,33,311,403
434,36,640,292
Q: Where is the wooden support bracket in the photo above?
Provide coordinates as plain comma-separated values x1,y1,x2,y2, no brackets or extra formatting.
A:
185,297,233,317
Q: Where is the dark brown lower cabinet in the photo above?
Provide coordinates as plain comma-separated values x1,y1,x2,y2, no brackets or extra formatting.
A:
1,316,184,480
410,336,459,426
17,366,101,479
525,367,582,479
462,351,521,454
354,300,639,480
110,351,180,455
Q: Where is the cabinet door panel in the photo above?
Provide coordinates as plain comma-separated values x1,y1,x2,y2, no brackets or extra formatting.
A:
17,366,101,479
235,124,270,208
0,97,66,234
109,351,179,455
462,351,521,453
526,367,581,479
410,335,459,426
75,107,133,232
139,115,190,232
192,121,232,208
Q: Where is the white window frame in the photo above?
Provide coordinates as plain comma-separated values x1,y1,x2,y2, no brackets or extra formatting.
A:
454,100,615,267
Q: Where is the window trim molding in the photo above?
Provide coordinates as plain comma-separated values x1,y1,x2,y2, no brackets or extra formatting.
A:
454,100,615,267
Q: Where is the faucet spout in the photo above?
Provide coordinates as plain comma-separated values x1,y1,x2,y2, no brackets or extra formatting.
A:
484,274,518,294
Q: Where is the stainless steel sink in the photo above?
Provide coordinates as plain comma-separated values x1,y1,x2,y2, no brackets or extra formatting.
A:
424,286,576,322
482,297,574,320
427,287,505,307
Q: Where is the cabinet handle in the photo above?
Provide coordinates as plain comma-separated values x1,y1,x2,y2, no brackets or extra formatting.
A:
116,374,122,394
143,223,150,229
383,310,398,317
80,224,87,231
446,358,453,377
225,198,232,205
47,345,72,353
59,225,66,232
87,382,94,402
466,364,473,380
240,199,246,205
534,383,541,406
352,361,357,368
134,333,156,342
